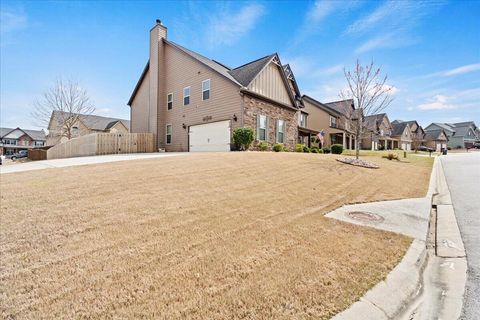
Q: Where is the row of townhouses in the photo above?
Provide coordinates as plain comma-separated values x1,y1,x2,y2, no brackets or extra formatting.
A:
127,20,479,153
0,127,46,156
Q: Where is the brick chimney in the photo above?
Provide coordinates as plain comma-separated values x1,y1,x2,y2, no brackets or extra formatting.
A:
149,19,167,148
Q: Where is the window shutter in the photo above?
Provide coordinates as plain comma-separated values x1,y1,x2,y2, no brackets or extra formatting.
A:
256,114,260,140
265,117,269,142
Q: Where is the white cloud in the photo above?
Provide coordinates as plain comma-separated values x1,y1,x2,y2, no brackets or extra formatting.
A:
315,64,344,76
348,1,444,53
207,3,265,47
0,7,27,34
306,0,337,24
417,95,457,110
442,63,480,76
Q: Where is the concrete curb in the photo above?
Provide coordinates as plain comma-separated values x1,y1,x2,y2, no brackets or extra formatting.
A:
331,157,440,320
332,239,428,320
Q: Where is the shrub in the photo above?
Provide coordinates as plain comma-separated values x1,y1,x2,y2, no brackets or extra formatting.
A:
447,146,452,150
273,144,284,152
232,128,254,151
295,144,304,152
317,148,324,154
310,147,319,153
382,153,399,161
258,141,268,151
331,144,344,154
322,146,331,154
303,146,310,153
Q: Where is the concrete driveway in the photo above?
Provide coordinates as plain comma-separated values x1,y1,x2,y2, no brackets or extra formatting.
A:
440,152,480,320
0,153,186,174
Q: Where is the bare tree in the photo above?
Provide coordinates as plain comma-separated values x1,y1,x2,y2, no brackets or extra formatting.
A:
32,78,95,140
340,60,394,159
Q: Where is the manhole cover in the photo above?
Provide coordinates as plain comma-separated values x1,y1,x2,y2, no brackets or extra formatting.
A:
346,211,384,223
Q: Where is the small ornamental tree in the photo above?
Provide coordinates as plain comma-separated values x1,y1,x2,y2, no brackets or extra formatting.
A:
233,128,254,151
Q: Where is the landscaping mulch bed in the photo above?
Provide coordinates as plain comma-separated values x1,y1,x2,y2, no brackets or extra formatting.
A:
336,157,380,169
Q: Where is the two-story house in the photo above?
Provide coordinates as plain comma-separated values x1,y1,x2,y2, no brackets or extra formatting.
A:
46,111,130,146
391,121,413,151
425,121,478,149
128,20,302,152
324,99,357,150
362,113,395,150
0,127,46,156
392,120,425,149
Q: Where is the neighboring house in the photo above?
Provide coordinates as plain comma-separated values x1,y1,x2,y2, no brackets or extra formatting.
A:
362,113,395,150
47,111,130,146
301,96,357,149
391,122,413,151
323,99,358,149
425,121,478,148
128,20,302,152
0,127,46,156
392,120,425,149
424,129,448,152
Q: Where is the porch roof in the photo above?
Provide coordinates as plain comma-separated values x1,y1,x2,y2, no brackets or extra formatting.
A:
298,126,319,135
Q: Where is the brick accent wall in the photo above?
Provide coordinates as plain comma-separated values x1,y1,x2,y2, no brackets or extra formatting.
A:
243,94,298,151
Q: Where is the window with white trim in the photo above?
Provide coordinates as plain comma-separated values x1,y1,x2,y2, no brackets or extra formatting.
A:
277,119,285,143
202,79,210,100
330,116,337,128
167,93,173,110
298,113,307,127
166,124,172,144
183,87,190,105
257,115,267,141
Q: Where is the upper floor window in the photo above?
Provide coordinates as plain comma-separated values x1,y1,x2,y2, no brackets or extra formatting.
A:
277,119,285,143
298,113,307,127
183,87,190,105
166,124,172,144
167,93,173,110
380,129,384,136
257,114,267,141
202,79,210,100
35,141,44,146
330,116,337,128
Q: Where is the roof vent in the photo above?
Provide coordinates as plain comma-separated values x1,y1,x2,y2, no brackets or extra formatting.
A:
156,19,162,25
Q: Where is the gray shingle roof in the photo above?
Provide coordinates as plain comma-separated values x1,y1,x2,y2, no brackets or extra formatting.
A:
229,54,275,86
302,95,342,116
391,122,408,136
52,111,129,131
165,40,243,87
424,129,447,141
428,122,455,133
363,113,387,130
324,99,354,117
0,127,14,138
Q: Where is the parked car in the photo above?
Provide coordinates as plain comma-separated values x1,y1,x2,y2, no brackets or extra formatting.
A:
10,150,28,160
473,142,480,149
416,145,434,152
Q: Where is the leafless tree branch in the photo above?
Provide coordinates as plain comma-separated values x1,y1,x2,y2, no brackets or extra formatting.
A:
31,78,95,140
339,60,394,159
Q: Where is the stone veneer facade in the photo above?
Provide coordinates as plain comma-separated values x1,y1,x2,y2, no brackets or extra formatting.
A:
243,94,298,151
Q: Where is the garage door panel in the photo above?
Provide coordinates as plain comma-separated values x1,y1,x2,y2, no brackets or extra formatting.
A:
189,120,231,152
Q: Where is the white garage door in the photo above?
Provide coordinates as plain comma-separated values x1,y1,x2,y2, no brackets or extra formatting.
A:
189,120,231,152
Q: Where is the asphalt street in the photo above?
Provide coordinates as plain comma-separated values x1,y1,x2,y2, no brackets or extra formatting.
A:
440,152,480,320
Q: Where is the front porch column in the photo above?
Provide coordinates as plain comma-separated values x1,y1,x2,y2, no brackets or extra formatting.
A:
371,141,375,150
342,132,346,148
349,135,352,150
385,139,388,150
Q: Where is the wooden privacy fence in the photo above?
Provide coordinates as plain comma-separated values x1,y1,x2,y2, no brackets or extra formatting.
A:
28,147,51,161
47,133,155,160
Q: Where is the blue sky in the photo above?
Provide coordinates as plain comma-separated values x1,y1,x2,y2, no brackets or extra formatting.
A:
1,0,479,130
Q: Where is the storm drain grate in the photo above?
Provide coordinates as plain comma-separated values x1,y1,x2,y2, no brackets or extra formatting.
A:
346,211,384,223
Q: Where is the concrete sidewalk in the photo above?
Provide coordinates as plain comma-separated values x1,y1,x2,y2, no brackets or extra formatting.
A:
0,153,185,174
327,156,468,320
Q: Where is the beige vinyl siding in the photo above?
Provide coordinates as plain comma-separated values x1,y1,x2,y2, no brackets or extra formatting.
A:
302,99,340,146
130,69,151,134
157,44,243,151
108,121,129,133
248,63,292,107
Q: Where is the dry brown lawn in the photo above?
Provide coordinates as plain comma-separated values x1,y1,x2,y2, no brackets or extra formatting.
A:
0,152,433,319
